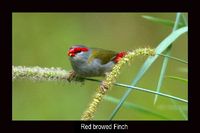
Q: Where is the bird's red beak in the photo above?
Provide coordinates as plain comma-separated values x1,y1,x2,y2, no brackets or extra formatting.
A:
68,51,71,56
67,49,75,57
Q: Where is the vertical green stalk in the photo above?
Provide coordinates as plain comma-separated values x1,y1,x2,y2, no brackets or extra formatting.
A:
154,13,188,119
153,13,181,104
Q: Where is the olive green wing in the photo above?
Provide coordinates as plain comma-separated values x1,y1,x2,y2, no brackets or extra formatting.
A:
88,48,117,64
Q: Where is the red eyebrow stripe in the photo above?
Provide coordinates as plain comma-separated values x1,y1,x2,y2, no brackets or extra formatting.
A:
73,47,80,52
80,47,89,52
73,47,89,53
67,47,89,56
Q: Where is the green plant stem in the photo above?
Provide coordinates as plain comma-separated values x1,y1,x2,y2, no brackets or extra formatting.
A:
142,15,184,27
12,66,70,81
158,53,188,64
85,78,187,103
154,13,182,104
181,14,188,26
155,13,188,119
170,99,187,120
109,16,188,120
166,76,188,83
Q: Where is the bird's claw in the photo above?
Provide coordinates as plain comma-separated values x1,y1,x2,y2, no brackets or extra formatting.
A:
67,70,85,83
67,70,77,82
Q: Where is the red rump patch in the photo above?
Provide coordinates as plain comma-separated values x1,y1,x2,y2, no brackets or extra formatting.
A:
113,51,127,63
68,47,89,56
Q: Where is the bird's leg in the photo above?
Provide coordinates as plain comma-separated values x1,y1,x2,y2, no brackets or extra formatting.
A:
67,70,85,83
67,70,77,82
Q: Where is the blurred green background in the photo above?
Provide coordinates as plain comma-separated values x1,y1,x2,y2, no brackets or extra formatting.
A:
12,13,188,120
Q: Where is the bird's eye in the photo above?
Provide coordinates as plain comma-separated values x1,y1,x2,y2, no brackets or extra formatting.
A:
76,50,81,53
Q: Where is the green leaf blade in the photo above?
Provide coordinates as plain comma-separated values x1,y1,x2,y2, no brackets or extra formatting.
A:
142,15,185,28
